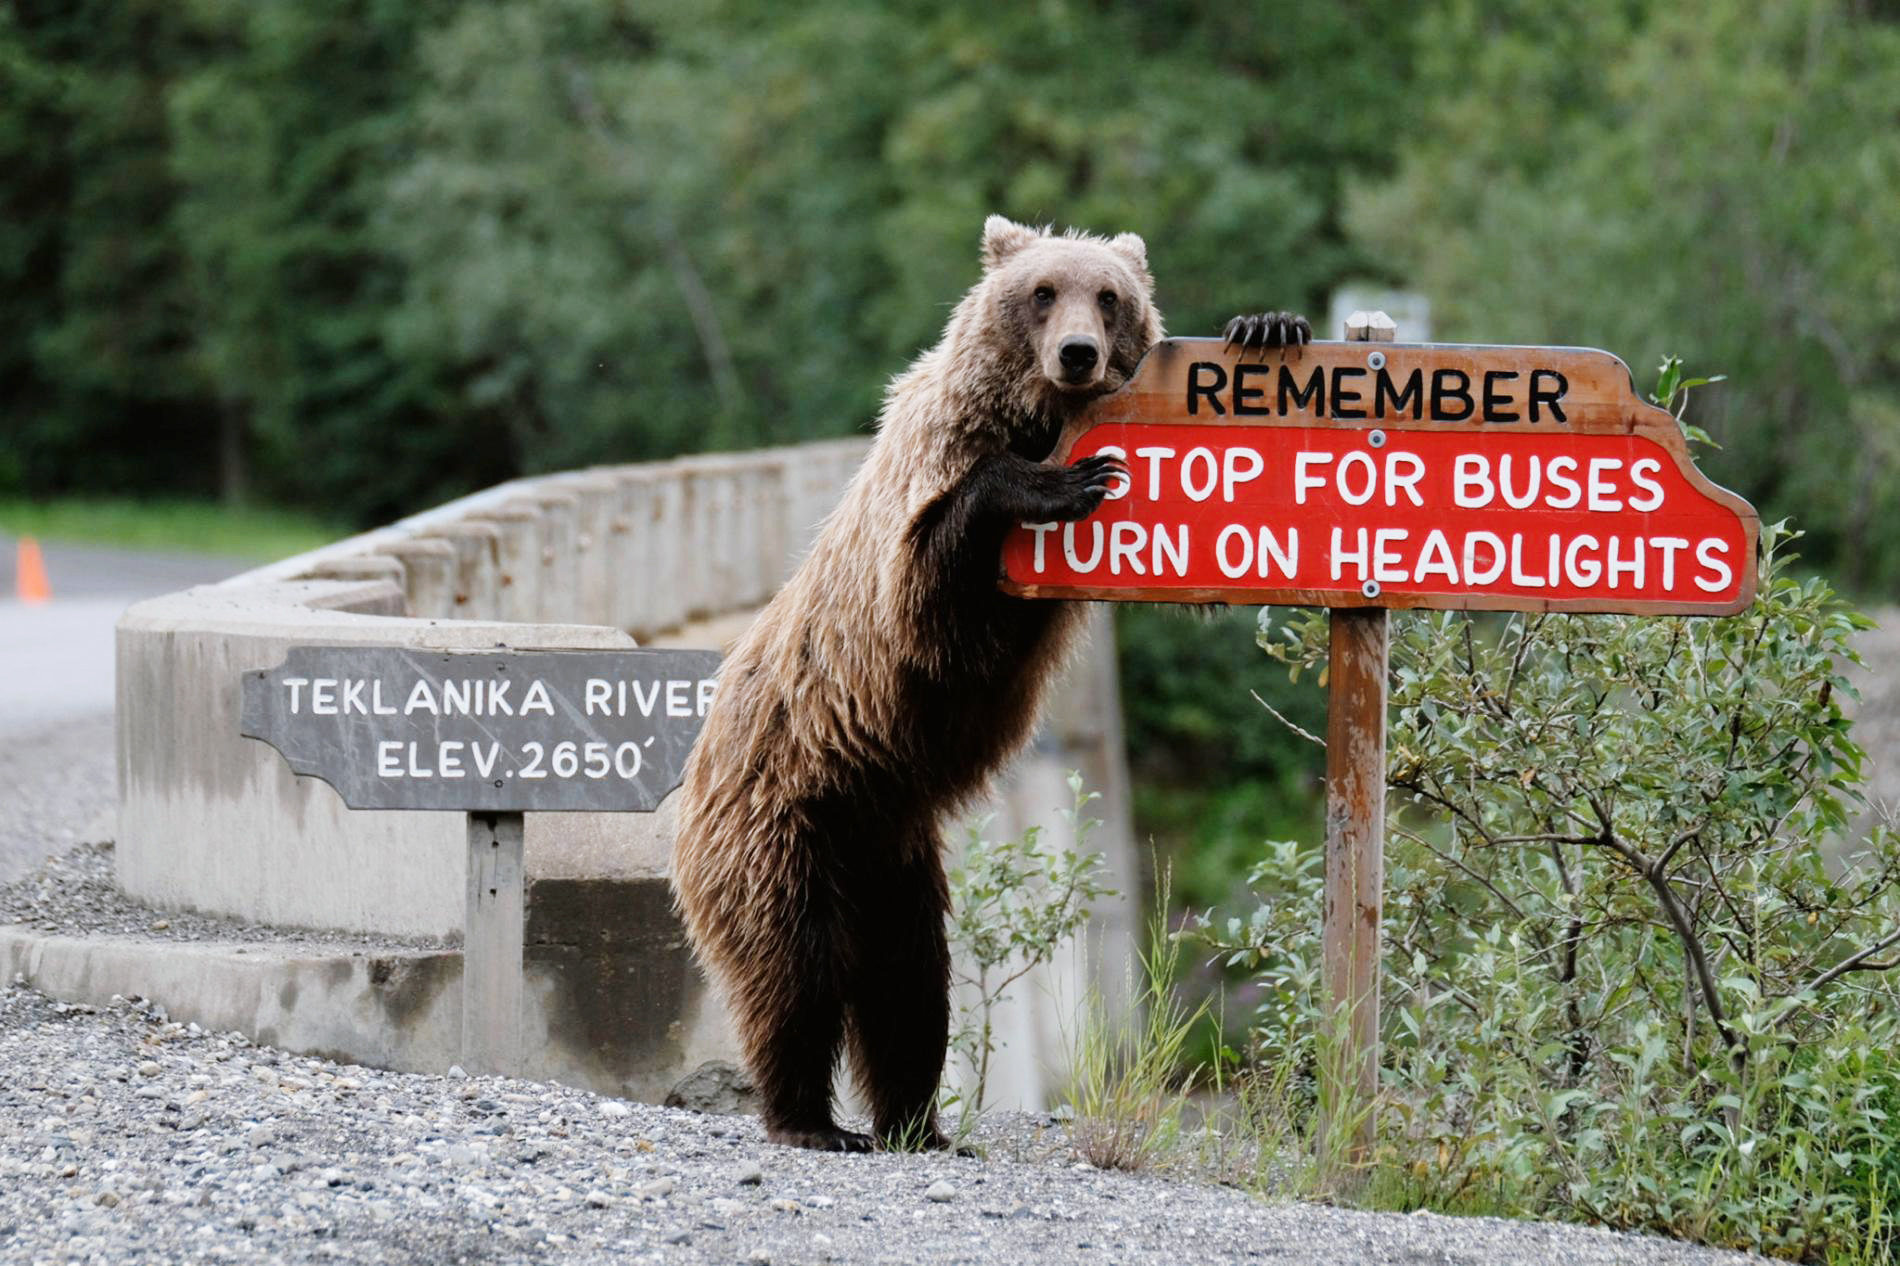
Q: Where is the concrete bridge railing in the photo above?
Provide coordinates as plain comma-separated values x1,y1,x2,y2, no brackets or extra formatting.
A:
113,439,1137,1109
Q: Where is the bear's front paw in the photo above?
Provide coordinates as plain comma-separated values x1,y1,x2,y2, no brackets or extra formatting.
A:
1037,453,1125,522
1224,311,1312,351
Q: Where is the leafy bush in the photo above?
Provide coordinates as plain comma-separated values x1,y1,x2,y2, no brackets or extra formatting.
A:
947,772,1114,1114
1196,527,1900,1261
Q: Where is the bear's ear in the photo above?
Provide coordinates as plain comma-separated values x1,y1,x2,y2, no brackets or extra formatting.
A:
981,216,1040,271
1108,231,1150,278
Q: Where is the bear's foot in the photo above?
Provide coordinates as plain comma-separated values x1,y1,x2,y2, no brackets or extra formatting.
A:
1223,311,1312,350
766,1124,875,1153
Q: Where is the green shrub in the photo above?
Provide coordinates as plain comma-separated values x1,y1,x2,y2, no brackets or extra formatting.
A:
946,772,1114,1115
1194,525,1900,1261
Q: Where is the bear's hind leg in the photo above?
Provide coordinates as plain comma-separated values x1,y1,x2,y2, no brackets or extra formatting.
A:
729,896,870,1153
845,842,954,1150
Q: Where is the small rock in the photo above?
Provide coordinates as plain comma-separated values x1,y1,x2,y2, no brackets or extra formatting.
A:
446,1065,468,1080
150,920,170,931
746,1251,772,1266
584,1190,611,1208
710,1198,743,1217
769,1197,799,1214
94,1190,120,1208
637,1177,677,1200
734,1160,763,1186
663,1229,691,1246
664,1060,757,1115
597,1101,631,1118
136,1061,161,1078
925,1180,956,1203
246,1126,274,1148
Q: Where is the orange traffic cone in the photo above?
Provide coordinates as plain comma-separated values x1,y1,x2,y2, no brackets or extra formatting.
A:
16,536,50,605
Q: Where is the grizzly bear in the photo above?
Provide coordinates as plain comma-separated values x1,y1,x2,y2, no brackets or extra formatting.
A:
672,216,1308,1151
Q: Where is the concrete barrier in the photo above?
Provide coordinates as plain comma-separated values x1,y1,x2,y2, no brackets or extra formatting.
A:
108,437,1137,1109
424,521,503,621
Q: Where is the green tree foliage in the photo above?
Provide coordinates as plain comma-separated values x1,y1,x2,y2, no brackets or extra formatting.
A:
1351,0,1900,590
0,0,1420,521
166,0,483,521
2,1,212,496
377,0,1419,492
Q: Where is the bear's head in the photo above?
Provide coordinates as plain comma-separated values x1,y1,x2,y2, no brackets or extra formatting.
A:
963,215,1163,426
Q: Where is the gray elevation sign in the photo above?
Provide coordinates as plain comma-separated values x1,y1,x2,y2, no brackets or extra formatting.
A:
241,646,723,811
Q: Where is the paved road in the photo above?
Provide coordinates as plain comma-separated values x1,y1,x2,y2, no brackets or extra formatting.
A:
0,535,247,882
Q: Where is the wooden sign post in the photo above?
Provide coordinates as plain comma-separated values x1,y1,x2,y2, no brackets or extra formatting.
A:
1002,312,1758,1164
1322,312,1393,1161
241,646,722,1075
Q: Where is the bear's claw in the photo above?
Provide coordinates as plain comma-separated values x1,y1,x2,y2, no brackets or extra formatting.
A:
1071,453,1127,495
1224,311,1312,350
1045,453,1126,520
767,1125,876,1153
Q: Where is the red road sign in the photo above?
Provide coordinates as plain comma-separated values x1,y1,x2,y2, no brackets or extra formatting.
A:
1002,339,1757,615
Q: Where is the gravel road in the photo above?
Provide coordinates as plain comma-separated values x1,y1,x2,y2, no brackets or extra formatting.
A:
0,841,449,952
0,714,117,885
0,980,1764,1266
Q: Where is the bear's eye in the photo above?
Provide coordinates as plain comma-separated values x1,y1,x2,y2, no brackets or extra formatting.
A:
1032,285,1056,307
1098,290,1119,313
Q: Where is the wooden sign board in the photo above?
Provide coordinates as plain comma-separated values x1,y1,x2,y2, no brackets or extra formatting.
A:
240,644,723,1076
1001,339,1758,615
241,646,723,812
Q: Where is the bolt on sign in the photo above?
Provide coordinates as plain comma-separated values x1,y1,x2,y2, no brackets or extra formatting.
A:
1002,338,1758,613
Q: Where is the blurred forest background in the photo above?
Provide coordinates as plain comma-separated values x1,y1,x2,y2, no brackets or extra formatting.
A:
4,0,1897,904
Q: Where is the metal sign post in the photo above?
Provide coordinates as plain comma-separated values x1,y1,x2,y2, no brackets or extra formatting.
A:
242,646,722,1076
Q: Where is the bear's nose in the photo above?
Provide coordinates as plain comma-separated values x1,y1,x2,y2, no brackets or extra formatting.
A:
1058,337,1100,376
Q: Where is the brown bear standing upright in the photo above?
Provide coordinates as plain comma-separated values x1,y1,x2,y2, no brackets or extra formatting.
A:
673,216,1308,1151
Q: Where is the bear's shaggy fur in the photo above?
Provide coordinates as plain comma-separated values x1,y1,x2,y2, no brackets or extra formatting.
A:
673,216,1305,1151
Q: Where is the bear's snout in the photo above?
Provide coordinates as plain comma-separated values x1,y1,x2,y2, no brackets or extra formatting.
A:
1057,336,1100,382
